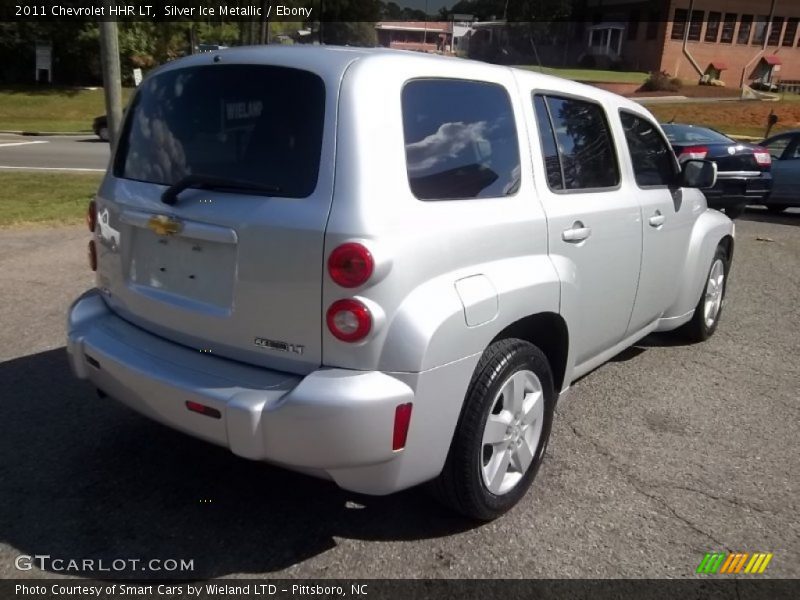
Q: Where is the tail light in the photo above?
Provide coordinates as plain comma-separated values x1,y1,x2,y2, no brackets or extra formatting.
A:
326,298,371,342
87,240,97,271
392,403,413,451
753,148,772,166
86,200,97,232
328,243,374,288
678,146,708,162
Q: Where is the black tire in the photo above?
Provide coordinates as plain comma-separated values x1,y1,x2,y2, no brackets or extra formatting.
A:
722,204,746,220
431,338,556,521
678,245,730,343
765,204,787,213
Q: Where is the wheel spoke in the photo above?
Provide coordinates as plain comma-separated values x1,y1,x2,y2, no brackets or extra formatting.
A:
487,447,512,494
511,440,534,473
508,371,527,414
483,413,512,445
521,391,543,427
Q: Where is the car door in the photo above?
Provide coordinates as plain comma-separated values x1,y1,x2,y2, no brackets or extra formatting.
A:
618,110,696,332
530,93,642,368
764,134,800,202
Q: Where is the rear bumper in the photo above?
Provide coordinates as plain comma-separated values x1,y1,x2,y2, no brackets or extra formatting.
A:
67,290,420,493
703,173,771,207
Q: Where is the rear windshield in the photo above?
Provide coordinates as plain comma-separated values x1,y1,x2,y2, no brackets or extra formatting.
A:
662,125,732,145
114,65,325,198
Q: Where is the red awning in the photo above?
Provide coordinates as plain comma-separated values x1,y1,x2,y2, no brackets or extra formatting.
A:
709,61,728,70
763,55,782,65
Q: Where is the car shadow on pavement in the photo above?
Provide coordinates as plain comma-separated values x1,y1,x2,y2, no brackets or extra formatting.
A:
741,207,800,226
0,348,478,579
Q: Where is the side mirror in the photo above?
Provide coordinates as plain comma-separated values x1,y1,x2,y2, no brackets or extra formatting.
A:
679,159,717,189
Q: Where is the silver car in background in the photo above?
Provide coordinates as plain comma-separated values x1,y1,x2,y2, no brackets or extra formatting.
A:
67,47,733,520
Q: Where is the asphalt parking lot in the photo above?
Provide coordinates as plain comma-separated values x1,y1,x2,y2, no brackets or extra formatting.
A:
0,209,797,579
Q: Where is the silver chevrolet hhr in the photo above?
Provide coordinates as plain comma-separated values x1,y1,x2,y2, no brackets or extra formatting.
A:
68,46,733,520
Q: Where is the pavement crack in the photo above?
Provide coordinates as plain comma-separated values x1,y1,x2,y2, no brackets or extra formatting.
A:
665,484,774,516
565,419,730,550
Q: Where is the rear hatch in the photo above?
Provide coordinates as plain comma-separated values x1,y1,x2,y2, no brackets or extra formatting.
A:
94,61,333,374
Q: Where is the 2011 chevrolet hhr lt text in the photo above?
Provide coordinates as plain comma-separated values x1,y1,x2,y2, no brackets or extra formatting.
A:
68,47,733,520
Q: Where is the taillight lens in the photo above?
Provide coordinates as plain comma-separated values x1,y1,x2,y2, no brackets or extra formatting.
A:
753,148,772,166
678,146,709,162
326,298,371,342
328,243,374,288
87,240,97,271
86,200,97,232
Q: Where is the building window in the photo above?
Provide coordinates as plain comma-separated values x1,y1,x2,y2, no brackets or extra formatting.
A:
767,17,785,46
646,18,659,40
720,13,737,44
738,15,753,44
628,10,640,40
784,18,799,47
705,12,721,43
752,15,769,45
688,10,704,41
671,8,688,40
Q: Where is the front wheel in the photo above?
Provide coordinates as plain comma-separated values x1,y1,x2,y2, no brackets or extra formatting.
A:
678,245,729,342
432,339,555,520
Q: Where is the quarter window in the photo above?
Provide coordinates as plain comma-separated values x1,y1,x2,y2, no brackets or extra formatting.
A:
401,79,520,200
620,112,677,188
533,94,620,191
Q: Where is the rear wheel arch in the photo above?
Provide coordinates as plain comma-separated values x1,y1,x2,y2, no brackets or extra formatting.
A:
490,312,569,394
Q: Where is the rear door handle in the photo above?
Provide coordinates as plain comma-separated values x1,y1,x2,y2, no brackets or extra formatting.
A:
562,221,592,243
649,211,666,228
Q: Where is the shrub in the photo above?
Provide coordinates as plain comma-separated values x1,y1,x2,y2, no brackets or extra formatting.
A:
640,70,683,92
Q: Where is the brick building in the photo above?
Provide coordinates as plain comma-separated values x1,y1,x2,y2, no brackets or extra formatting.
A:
588,0,800,87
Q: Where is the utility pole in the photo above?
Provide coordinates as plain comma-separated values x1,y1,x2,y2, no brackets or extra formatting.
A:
99,12,123,148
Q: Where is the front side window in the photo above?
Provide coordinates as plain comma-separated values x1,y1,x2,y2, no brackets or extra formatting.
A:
115,65,325,198
533,94,620,191
402,79,520,200
620,112,677,188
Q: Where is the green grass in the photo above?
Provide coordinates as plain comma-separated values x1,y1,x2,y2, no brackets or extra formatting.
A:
516,66,648,84
0,172,102,226
0,85,133,133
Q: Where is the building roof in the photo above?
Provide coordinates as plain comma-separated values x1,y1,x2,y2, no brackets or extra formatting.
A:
376,21,452,34
709,61,728,70
763,55,782,65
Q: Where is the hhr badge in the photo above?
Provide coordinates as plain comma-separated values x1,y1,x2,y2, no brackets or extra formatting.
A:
254,337,304,355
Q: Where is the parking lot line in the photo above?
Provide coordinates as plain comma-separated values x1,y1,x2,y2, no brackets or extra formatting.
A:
0,165,104,172
0,140,49,148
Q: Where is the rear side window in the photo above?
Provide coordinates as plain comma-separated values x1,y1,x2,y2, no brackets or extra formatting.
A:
620,112,678,187
402,79,520,200
114,65,325,198
533,94,620,191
